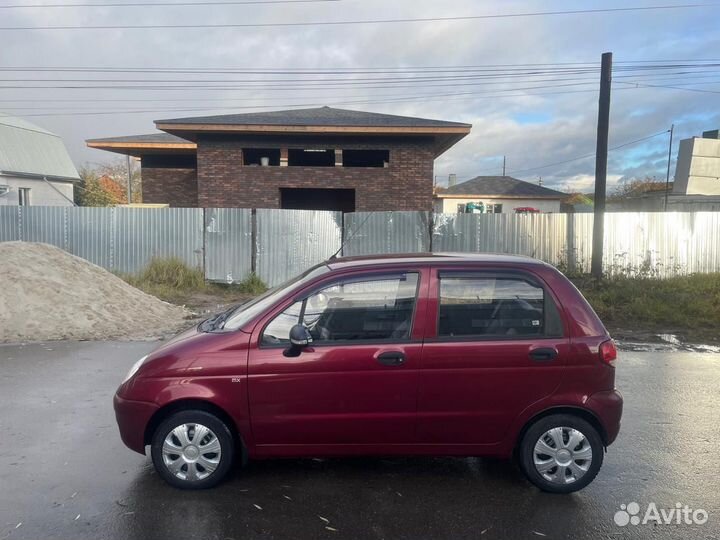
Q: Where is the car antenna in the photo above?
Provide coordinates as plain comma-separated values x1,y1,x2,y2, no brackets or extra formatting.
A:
328,211,376,260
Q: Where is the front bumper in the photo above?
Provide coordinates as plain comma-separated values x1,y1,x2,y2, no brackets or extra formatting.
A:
113,393,159,455
586,389,624,445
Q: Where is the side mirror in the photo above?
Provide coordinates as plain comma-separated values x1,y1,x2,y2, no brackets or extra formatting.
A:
289,324,312,347
284,324,312,358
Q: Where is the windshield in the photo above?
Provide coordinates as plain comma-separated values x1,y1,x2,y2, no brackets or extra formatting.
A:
220,263,331,331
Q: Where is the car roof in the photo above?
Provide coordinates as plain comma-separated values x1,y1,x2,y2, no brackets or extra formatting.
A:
326,252,548,270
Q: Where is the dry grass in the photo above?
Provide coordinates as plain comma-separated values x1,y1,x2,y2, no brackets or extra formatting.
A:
120,258,268,307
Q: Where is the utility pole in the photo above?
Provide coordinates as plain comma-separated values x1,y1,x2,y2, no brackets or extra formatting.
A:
502,156,506,176
591,52,612,279
664,124,674,211
126,154,133,204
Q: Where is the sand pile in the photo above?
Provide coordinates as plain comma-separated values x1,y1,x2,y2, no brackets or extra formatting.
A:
0,242,190,342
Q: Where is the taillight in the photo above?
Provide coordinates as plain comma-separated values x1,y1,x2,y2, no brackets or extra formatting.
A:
599,340,617,367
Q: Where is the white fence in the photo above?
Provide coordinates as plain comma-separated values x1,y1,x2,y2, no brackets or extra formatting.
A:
1,206,719,285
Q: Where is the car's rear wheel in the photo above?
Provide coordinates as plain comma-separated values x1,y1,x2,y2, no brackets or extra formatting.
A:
519,414,604,493
151,410,235,489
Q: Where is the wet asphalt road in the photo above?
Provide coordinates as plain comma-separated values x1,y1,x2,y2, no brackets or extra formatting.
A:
0,341,718,540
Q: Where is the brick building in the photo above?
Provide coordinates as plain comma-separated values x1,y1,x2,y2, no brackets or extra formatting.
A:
87,107,471,211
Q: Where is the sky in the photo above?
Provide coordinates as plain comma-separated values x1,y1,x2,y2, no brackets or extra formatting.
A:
1,0,720,193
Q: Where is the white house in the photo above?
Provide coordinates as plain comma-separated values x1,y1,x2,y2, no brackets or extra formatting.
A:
434,175,566,214
0,116,79,206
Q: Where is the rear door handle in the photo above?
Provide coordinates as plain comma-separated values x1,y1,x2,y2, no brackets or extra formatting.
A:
376,351,406,367
529,347,558,362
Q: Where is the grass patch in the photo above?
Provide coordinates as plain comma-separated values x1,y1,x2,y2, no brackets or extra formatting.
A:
574,273,720,342
121,257,267,307
234,272,268,295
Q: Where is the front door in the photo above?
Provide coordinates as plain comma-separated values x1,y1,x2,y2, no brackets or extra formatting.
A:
418,268,569,445
248,269,428,449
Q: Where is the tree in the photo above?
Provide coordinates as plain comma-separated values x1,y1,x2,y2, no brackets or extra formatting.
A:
75,158,142,206
96,158,142,204
75,166,124,206
609,176,666,201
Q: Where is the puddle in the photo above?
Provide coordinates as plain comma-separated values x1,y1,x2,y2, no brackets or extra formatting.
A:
616,337,720,354
657,333,682,346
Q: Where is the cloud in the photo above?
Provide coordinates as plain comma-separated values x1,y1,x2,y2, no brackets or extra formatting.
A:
1,0,719,192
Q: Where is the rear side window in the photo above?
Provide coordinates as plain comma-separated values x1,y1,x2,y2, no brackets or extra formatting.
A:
438,274,562,338
262,273,419,345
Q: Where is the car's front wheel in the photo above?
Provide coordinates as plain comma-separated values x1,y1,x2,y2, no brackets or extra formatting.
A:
519,414,604,493
151,410,235,489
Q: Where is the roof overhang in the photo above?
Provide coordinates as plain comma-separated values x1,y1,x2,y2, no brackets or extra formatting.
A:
86,140,197,157
435,193,565,199
154,122,471,157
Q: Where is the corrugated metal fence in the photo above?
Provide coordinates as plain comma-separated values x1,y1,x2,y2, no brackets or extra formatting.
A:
1,206,719,285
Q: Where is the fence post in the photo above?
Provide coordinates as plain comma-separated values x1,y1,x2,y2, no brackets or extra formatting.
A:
17,205,23,241
109,207,115,272
566,213,576,274
340,211,345,257
251,208,258,275
201,207,207,279
63,207,69,252
428,211,434,253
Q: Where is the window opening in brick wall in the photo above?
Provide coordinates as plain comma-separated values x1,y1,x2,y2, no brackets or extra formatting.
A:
342,149,390,168
288,149,335,167
243,148,281,166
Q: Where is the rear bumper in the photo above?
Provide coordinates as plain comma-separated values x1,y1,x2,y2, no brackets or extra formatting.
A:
586,389,623,445
113,393,159,455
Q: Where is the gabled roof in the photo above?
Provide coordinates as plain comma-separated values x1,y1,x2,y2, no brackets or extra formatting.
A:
438,176,566,199
0,115,79,181
156,106,471,129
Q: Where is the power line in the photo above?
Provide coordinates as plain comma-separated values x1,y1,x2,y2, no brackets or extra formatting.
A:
616,80,720,94
3,60,720,74
9,86,670,117
505,130,671,177
4,88,609,118
0,3,717,30
0,80,601,92
0,0,338,7
3,71,720,90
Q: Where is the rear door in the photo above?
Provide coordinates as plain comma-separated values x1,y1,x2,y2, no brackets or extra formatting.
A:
417,267,569,445
247,268,429,448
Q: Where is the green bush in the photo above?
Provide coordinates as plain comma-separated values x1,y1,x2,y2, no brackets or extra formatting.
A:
575,273,720,341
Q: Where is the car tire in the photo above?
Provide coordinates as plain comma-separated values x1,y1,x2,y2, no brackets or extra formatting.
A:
519,414,604,494
151,410,235,489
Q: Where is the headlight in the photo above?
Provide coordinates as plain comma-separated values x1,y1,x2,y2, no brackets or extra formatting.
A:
123,355,148,383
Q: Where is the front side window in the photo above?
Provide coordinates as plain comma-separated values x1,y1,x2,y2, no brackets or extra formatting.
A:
438,275,561,338
262,273,419,345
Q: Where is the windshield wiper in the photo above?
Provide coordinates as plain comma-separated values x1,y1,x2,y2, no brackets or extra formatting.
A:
200,301,250,332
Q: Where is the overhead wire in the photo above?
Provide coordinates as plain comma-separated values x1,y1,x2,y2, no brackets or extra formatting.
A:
0,3,718,30
505,131,672,177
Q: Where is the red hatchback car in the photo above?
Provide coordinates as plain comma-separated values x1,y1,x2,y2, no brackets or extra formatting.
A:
114,253,622,493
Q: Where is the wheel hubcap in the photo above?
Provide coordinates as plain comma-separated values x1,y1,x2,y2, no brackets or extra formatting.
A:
162,423,222,482
533,426,592,485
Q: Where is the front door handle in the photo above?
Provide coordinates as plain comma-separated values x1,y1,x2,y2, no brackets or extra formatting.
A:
376,351,406,367
529,347,558,362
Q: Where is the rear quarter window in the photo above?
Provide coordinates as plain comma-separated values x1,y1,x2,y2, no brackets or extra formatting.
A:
438,273,563,339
